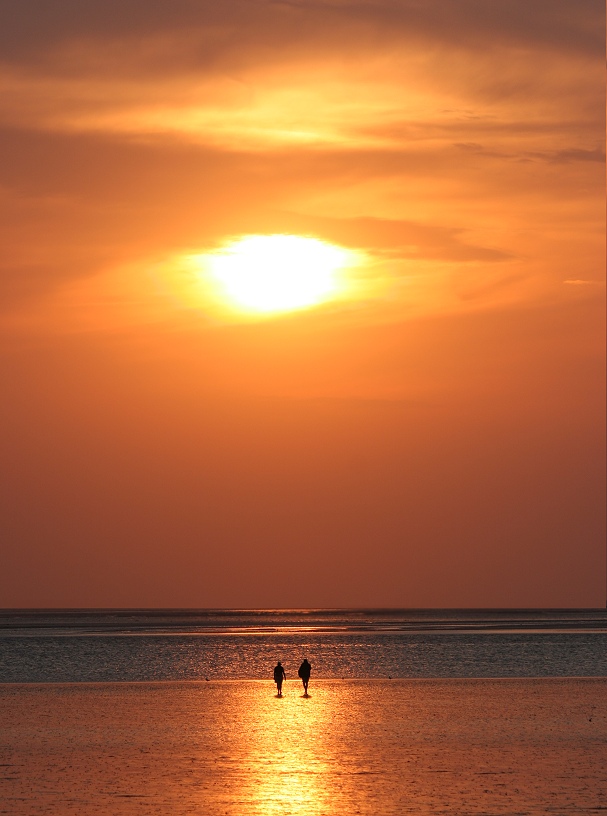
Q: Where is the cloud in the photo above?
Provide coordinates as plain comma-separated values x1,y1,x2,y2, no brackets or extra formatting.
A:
547,148,606,164
0,0,601,75
453,143,605,165
0,1,602,329
259,212,513,262
563,279,604,285
0,0,600,169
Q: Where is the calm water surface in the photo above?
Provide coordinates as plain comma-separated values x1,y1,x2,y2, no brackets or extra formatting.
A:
1,679,606,815
1,609,606,682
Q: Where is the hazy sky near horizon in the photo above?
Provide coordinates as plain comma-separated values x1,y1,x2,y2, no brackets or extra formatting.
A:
1,0,604,608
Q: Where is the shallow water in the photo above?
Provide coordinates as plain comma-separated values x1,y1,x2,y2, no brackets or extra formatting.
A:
1,679,605,815
1,609,606,682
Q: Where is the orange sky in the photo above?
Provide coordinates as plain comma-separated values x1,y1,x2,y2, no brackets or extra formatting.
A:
1,0,604,607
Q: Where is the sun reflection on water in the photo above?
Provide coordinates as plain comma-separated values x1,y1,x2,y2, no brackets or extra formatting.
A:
238,684,333,815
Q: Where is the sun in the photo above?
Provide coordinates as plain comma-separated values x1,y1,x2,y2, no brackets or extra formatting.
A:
203,234,354,315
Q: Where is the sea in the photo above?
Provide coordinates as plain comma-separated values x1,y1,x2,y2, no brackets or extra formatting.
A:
1,608,606,683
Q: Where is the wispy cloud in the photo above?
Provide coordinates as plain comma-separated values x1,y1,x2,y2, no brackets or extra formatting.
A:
0,0,602,329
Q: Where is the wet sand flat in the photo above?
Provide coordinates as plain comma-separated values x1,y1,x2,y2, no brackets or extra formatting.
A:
0,679,605,815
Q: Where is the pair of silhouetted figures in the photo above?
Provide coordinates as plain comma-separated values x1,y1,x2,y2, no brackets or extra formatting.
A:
274,659,311,696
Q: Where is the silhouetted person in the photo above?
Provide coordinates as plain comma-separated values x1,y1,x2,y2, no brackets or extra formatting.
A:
273,661,286,696
298,658,311,695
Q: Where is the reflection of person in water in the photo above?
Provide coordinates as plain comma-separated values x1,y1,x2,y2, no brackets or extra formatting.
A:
273,661,286,696
298,658,311,695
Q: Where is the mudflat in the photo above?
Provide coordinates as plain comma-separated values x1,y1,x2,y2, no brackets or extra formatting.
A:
1,678,605,815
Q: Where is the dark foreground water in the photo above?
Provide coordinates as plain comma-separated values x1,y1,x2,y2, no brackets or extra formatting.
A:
0,609,606,683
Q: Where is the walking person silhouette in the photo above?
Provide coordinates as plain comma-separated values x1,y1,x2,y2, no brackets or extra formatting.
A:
298,658,311,696
273,661,286,696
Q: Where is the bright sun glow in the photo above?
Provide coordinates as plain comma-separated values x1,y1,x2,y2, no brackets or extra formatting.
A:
204,234,353,314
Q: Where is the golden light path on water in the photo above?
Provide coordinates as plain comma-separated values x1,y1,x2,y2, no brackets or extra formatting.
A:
181,234,363,318
237,684,334,816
